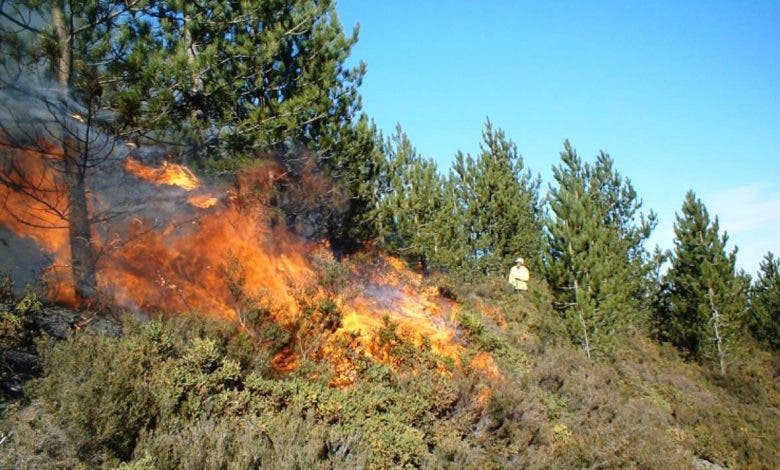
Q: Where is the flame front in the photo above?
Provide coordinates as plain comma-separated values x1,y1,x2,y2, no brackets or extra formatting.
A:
2,143,467,384
187,195,218,208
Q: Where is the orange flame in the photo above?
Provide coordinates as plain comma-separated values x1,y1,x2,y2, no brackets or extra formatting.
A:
187,195,218,208
123,157,201,191
2,143,473,385
0,140,76,304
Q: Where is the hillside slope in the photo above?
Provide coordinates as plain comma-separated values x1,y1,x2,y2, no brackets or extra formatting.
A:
1,276,778,468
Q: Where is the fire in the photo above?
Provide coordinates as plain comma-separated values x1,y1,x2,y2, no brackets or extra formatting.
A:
344,268,461,361
470,352,503,407
0,140,76,304
2,140,474,385
124,157,219,209
470,351,503,381
187,195,218,208
123,156,201,191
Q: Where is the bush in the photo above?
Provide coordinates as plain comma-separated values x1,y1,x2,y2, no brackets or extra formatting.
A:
0,308,25,349
30,332,158,464
2,271,779,468
134,412,369,469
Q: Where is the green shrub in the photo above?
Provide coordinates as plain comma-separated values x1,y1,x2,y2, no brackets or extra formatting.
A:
31,332,158,464
311,250,351,294
15,290,42,316
0,308,25,348
2,271,778,468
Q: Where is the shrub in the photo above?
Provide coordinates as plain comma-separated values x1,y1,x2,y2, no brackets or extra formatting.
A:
15,291,42,316
0,308,25,348
31,332,158,464
2,271,779,468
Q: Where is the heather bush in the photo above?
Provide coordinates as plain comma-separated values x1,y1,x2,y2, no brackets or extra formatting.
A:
30,332,158,464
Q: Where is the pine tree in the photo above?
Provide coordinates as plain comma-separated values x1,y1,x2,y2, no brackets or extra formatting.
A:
2,0,384,273
316,114,386,250
106,0,384,247
748,252,780,351
110,0,365,164
380,126,448,272
656,191,748,373
545,141,655,358
450,119,542,275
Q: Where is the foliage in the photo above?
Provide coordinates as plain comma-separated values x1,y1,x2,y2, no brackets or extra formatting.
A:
104,0,386,247
1,276,779,468
654,191,749,373
1,3,778,469
108,0,364,163
544,141,656,358
0,0,139,299
1,291,41,349
0,0,385,288
748,252,780,351
379,126,453,271
450,119,544,275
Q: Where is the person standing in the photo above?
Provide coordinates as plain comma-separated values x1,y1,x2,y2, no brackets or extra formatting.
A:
508,257,530,291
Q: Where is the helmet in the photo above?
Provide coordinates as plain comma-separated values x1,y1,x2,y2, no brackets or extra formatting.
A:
515,257,524,264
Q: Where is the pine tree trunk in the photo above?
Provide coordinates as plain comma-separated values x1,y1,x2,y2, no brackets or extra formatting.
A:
51,3,71,88
567,234,591,359
419,254,428,275
63,152,96,299
574,277,591,359
183,12,204,167
53,2,96,300
707,286,726,374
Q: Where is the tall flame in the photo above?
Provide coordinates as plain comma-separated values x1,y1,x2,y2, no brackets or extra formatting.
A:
2,143,468,384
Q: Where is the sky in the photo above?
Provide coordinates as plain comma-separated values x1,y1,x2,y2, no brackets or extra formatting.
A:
336,0,780,275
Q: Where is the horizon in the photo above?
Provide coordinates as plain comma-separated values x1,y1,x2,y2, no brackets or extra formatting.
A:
337,0,780,275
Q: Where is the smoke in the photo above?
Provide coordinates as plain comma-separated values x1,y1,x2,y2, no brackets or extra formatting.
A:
0,73,222,301
0,225,51,296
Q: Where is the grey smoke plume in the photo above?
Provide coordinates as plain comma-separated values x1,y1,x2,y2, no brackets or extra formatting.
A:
0,71,222,296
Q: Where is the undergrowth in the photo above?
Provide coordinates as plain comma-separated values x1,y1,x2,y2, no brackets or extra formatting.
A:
0,276,777,468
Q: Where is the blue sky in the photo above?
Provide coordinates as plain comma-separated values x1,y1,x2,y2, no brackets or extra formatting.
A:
337,1,780,275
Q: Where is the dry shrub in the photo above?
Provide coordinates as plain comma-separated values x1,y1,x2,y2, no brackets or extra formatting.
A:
134,413,367,469
2,271,779,469
531,346,692,468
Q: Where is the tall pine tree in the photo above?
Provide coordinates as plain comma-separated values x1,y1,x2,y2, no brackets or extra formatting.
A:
655,191,748,373
545,141,655,358
1,0,139,299
380,126,453,272
450,119,542,275
106,0,384,247
109,0,365,164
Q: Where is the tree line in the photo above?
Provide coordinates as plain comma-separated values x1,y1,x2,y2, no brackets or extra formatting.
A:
0,1,777,372
379,124,778,371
